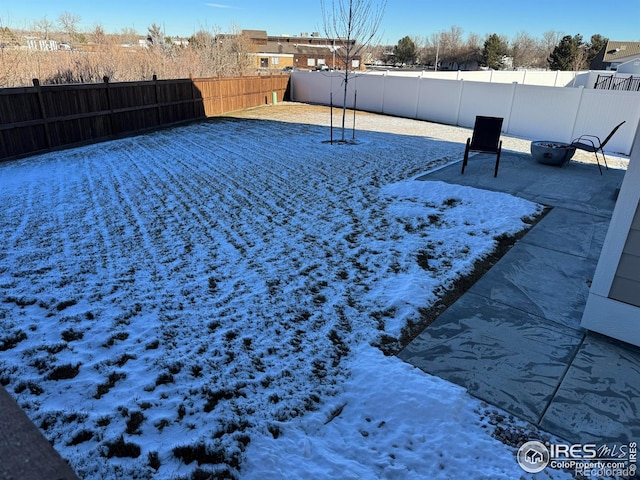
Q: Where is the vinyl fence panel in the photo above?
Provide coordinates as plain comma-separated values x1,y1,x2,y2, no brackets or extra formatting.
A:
457,81,516,129
508,84,583,143
572,89,638,155
415,78,463,125
290,70,640,155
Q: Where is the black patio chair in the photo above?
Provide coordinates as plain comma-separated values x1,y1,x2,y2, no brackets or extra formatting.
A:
570,120,626,175
461,116,504,177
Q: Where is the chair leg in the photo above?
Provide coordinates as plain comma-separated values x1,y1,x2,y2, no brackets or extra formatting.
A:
461,138,471,174
593,152,603,175
493,141,502,177
600,150,609,171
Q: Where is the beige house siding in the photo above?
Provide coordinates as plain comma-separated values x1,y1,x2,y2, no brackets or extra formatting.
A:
609,200,640,307
581,118,640,347
253,53,294,70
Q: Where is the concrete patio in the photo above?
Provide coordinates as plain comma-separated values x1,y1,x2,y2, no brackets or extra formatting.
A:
0,386,79,480
399,150,640,445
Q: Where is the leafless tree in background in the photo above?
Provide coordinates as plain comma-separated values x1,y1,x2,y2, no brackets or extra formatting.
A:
360,42,387,65
90,23,108,45
510,31,538,69
31,16,55,40
187,24,254,77
0,7,606,89
536,30,564,68
321,0,386,141
0,18,23,87
417,35,438,67
411,27,573,71
58,12,81,43
119,27,139,46
437,26,464,69
461,33,483,68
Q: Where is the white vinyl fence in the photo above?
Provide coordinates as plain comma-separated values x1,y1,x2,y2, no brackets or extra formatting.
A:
290,70,640,155
381,69,582,86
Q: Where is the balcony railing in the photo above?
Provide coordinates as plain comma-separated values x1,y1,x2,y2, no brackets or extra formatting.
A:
594,74,640,92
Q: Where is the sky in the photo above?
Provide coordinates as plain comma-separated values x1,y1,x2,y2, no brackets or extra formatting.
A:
1,0,639,45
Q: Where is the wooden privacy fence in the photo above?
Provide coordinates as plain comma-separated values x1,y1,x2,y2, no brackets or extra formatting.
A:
0,74,290,161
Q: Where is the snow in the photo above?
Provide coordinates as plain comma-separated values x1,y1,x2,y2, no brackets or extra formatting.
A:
0,105,571,479
243,344,534,480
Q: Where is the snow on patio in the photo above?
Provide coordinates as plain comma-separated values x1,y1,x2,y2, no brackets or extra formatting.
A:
0,104,570,479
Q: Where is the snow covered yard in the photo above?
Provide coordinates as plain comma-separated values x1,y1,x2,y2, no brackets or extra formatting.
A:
0,104,570,479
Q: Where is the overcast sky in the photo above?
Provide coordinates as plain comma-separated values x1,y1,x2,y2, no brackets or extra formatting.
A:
2,0,639,44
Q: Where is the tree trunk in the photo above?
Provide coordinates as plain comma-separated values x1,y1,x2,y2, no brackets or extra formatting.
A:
341,74,348,141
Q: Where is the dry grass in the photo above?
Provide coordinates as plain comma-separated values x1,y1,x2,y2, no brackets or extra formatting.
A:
0,34,256,88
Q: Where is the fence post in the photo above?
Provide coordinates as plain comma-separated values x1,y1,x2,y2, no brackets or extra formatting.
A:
414,73,420,119
455,79,464,127
569,85,585,141
330,92,333,144
352,89,357,140
0,119,6,159
381,70,387,114
189,74,198,119
218,75,224,115
505,81,518,134
153,74,163,126
32,78,52,150
103,76,115,136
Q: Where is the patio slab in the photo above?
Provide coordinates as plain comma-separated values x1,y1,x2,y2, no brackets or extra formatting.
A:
0,387,79,480
397,292,584,424
540,332,640,445
520,207,610,261
465,241,596,331
419,152,626,216
401,151,639,446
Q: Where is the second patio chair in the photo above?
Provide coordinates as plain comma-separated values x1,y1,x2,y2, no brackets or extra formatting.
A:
461,116,504,177
570,120,626,175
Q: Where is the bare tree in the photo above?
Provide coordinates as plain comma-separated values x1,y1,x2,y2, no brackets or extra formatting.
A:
510,31,538,69
424,26,470,70
438,26,464,69
419,34,440,68
223,24,255,75
91,23,108,45
0,19,23,87
321,0,386,142
360,41,386,66
410,35,430,66
461,33,483,68
186,24,254,77
532,30,564,68
32,16,55,40
58,11,80,43
119,27,139,46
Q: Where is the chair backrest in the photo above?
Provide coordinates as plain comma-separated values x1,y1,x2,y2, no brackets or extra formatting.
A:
470,116,503,152
599,121,626,149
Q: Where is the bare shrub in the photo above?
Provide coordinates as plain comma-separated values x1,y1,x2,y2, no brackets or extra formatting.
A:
1,23,257,87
